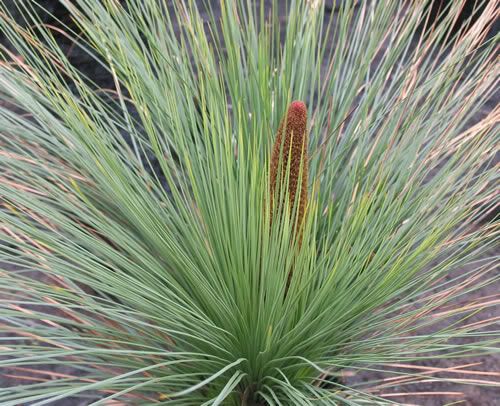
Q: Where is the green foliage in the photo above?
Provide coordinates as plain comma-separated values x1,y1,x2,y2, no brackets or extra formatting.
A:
0,0,498,404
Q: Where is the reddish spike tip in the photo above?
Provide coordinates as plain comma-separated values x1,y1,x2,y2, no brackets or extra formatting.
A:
290,100,306,114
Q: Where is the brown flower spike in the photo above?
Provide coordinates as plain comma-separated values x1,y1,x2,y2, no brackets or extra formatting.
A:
269,101,309,244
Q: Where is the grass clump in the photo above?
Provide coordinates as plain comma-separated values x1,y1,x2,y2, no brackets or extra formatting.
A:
0,0,498,404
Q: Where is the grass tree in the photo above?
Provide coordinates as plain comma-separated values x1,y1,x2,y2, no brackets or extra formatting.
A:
0,0,498,404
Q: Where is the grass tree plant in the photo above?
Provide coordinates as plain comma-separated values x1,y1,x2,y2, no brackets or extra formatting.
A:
0,0,498,404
